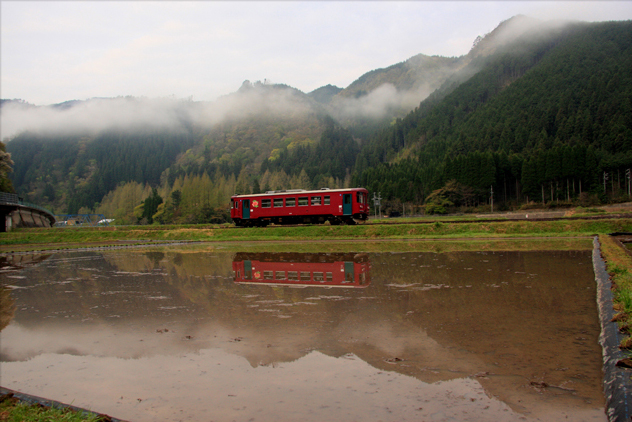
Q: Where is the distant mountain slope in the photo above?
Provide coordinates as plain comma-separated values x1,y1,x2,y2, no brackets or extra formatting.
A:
4,16,631,217
354,19,632,206
166,81,335,187
9,128,196,213
337,54,461,100
4,82,338,213
322,15,553,137
307,84,343,105
321,54,462,137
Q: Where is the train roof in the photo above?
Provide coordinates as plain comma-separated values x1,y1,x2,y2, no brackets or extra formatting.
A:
231,187,367,198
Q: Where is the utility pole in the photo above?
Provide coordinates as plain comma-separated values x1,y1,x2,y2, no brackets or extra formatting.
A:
372,193,376,218
372,192,381,219
604,171,609,194
627,168,631,198
490,185,494,213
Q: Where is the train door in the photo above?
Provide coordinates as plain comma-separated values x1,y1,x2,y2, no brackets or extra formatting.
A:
243,200,250,219
343,194,352,216
344,262,354,283
244,260,252,280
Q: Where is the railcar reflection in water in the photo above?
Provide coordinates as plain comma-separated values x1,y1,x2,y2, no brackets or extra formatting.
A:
0,246,605,421
233,252,370,288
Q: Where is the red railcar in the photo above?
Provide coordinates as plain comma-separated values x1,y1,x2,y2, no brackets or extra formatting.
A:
233,252,371,288
230,188,369,227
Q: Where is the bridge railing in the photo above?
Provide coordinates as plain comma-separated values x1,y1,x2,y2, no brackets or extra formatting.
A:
21,200,56,217
0,192,19,204
0,191,56,221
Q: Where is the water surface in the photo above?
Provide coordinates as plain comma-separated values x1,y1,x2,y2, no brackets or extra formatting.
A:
0,243,605,421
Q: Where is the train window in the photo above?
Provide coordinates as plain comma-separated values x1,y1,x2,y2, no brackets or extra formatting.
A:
286,197,296,207
313,272,324,282
298,197,308,206
324,196,330,205
300,271,311,281
275,271,286,280
359,273,367,285
263,271,273,280
262,199,271,208
288,271,299,281
273,198,284,207
231,199,234,209
344,195,351,204
311,196,321,206
357,192,364,204
326,272,333,282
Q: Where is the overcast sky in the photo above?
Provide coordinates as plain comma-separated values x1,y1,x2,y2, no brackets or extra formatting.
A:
2,1,631,106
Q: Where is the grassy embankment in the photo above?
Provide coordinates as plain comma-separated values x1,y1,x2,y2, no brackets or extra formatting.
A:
0,218,631,253
600,234,632,348
0,393,105,422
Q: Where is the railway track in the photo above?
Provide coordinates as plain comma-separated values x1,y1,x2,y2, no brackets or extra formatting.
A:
223,212,632,229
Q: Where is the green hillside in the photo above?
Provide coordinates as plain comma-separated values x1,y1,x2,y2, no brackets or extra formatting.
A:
335,54,461,100
9,128,196,214
308,85,343,105
354,20,632,210
3,17,632,222
5,83,350,218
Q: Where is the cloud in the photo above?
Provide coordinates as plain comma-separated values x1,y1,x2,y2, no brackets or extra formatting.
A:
0,82,317,141
329,83,434,122
3,2,632,106
1,98,186,140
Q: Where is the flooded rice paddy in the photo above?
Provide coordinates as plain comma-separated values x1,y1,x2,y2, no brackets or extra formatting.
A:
0,240,606,421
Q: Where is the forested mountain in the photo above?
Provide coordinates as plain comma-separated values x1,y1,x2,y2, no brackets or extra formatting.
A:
4,82,348,219
354,19,632,211
2,16,631,222
9,128,195,214
307,85,343,105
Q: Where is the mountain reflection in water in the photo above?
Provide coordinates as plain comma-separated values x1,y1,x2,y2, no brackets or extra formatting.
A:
0,247,605,422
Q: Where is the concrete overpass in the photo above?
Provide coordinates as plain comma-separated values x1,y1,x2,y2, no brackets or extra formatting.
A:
0,192,56,232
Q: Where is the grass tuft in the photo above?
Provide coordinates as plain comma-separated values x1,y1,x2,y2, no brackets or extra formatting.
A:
0,394,106,421
599,234,632,348
621,337,632,349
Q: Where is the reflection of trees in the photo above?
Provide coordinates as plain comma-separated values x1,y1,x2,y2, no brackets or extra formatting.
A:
0,253,53,270
0,286,15,331
7,249,603,412
0,253,52,331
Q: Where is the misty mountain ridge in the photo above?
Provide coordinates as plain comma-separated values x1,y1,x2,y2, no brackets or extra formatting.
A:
307,85,343,105
0,15,556,141
3,16,631,218
354,18,632,207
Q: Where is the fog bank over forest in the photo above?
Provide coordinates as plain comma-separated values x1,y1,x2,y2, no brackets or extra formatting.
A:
1,16,573,142
0,84,318,141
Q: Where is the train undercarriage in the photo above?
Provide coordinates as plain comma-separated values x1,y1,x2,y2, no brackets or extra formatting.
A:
233,213,368,227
